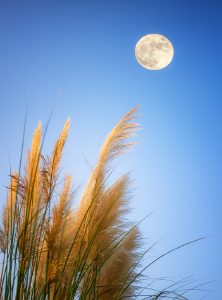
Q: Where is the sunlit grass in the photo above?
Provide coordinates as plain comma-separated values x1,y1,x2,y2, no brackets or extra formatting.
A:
0,106,206,299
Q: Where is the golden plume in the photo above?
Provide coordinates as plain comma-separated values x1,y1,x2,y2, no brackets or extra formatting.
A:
73,106,142,299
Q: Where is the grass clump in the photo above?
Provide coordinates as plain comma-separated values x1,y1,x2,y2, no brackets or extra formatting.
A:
0,106,204,299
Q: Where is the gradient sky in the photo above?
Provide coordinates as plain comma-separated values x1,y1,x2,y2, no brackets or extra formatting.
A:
0,0,222,298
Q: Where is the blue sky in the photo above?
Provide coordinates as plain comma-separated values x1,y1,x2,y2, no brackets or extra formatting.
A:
0,0,222,298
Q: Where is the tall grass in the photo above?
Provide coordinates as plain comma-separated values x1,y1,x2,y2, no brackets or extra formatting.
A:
0,106,205,299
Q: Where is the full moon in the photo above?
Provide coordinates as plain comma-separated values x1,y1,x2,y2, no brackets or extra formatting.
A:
135,34,174,70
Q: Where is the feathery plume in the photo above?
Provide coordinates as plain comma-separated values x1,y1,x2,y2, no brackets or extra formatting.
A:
75,106,140,225
36,175,76,297
41,118,71,207
50,118,70,184
0,170,18,255
73,106,142,299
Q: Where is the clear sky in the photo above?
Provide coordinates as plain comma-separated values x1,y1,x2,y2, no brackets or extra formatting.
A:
0,0,222,298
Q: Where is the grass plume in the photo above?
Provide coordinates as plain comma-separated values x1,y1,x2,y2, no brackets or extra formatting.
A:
0,106,205,299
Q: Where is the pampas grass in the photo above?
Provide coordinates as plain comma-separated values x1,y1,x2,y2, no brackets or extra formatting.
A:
0,106,205,299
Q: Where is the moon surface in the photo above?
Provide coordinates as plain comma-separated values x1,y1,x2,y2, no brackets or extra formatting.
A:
135,34,174,70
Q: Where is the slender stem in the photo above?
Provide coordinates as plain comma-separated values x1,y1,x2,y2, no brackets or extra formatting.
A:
0,253,5,296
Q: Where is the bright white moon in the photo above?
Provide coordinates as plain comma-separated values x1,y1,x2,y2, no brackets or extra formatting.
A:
135,34,174,70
